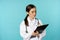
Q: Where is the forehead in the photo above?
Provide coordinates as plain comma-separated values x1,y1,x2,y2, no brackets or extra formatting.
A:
30,8,36,11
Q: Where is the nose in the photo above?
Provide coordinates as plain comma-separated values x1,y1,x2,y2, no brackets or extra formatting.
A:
34,12,36,16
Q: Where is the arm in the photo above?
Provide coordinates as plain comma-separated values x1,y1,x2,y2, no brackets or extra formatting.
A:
40,30,46,38
38,20,46,38
20,21,32,39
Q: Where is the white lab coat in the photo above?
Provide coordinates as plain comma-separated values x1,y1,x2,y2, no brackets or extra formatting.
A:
20,17,46,40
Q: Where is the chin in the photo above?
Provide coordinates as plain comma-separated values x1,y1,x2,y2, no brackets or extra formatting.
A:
32,16,35,19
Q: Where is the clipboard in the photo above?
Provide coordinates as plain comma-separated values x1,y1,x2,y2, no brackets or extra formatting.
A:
34,24,49,34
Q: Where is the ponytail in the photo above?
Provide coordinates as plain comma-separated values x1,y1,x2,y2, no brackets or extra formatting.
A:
24,15,29,26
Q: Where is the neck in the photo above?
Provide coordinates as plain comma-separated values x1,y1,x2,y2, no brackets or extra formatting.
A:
29,16,34,21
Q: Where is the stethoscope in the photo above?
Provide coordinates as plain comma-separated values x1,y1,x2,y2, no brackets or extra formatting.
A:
25,18,39,33
26,25,28,33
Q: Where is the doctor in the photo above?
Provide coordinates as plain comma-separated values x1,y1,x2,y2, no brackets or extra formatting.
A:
20,4,46,40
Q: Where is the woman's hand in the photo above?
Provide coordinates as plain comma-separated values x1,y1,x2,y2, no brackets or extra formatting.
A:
36,31,40,37
32,32,36,36
35,31,40,37
32,31,40,37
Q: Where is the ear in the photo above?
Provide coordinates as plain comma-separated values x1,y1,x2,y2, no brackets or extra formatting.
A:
26,12,29,15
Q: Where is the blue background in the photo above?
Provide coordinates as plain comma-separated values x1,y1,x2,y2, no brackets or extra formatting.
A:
0,0,60,40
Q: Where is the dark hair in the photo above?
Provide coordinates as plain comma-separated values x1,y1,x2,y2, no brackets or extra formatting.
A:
24,4,36,26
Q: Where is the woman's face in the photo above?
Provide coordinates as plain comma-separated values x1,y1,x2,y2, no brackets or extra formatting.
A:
28,8,36,19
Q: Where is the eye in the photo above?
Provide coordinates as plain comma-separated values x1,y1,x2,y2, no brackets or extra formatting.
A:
32,11,34,13
31,11,36,13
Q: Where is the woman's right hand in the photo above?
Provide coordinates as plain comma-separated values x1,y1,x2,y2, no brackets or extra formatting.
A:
32,31,39,36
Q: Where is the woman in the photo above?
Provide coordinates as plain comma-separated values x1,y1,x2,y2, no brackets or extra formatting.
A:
20,4,46,40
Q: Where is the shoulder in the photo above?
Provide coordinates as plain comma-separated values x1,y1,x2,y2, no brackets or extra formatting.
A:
38,19,43,25
35,18,43,25
35,18,42,22
38,19,42,23
20,20,26,29
20,20,25,26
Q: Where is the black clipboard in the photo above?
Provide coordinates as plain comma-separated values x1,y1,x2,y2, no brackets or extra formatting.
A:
34,24,49,34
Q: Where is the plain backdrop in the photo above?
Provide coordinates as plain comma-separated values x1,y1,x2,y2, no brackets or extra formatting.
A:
0,0,60,40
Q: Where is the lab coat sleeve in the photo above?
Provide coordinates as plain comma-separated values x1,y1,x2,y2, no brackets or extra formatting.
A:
39,20,46,38
20,21,32,39
40,30,46,39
